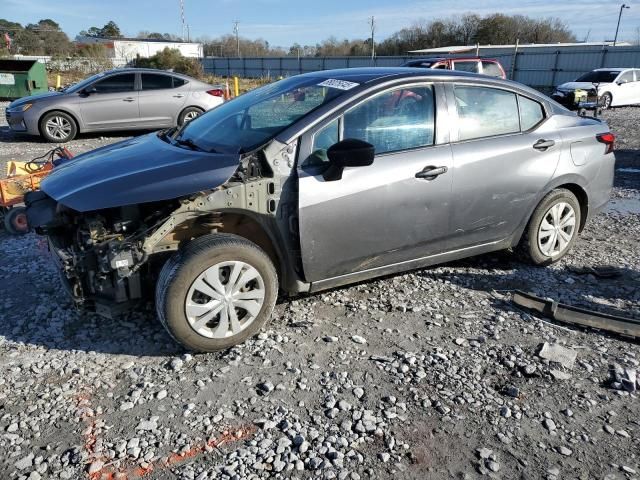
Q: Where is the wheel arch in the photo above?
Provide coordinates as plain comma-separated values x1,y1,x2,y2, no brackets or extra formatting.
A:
554,182,589,231
38,108,81,135
178,105,205,124
176,211,288,289
512,175,590,247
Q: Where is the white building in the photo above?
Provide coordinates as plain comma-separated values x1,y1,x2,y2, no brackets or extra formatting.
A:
76,37,203,61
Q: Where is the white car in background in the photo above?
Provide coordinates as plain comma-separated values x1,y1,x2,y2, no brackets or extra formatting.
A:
553,68,640,109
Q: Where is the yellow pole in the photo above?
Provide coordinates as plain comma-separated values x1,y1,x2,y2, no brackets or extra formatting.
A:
234,76,239,97
56,74,61,90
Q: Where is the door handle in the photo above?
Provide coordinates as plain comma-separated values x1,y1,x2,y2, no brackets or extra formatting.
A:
415,165,448,180
533,139,555,151
173,93,185,98
123,97,135,102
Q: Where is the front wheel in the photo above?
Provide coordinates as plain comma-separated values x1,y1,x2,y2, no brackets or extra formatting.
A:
518,189,581,265
40,111,77,143
600,92,612,110
156,234,278,352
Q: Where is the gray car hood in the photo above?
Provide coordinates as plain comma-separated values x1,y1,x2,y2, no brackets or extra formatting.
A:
8,91,62,108
41,132,241,212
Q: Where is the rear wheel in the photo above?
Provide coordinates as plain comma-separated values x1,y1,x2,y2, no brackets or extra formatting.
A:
518,189,581,265
156,234,278,352
4,206,29,235
178,107,204,126
40,111,77,143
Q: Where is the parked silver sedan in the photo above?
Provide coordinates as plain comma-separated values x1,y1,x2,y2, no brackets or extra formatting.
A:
5,68,225,142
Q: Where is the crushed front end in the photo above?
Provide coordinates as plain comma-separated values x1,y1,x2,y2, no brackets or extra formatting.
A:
26,192,179,316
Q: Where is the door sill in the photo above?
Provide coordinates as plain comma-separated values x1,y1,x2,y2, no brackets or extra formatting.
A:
308,238,509,293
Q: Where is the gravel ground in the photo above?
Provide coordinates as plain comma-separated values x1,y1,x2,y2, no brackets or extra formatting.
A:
0,102,639,480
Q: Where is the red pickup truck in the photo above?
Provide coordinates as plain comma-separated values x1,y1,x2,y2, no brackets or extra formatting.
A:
402,57,506,79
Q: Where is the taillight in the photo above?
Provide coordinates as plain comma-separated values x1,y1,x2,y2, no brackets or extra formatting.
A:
206,89,224,97
596,132,615,154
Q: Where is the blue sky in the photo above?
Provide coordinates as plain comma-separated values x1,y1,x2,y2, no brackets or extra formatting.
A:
3,0,639,46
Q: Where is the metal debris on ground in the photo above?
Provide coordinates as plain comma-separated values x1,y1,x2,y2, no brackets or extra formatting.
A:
512,290,640,339
567,265,622,279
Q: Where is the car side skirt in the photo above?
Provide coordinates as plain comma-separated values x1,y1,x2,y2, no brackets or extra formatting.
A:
308,237,513,293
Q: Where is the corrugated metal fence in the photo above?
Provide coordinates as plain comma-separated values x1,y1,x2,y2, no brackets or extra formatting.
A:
202,46,640,88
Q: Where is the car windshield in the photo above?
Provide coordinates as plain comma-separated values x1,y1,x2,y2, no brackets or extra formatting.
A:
63,72,107,93
172,75,355,153
575,71,620,83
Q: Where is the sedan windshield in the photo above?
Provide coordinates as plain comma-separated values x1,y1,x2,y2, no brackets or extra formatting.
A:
63,72,107,93
575,71,620,83
172,76,355,153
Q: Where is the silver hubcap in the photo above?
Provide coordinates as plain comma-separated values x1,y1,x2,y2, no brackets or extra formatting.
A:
45,116,72,140
183,111,200,122
538,202,576,257
185,261,265,339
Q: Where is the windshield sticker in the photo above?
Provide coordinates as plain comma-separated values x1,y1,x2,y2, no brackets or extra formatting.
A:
317,79,359,90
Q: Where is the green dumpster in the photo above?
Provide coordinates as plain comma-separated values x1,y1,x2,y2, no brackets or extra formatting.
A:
0,59,49,100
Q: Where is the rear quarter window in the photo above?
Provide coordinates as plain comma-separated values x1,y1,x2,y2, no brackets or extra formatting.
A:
519,96,545,131
173,77,187,88
481,61,503,78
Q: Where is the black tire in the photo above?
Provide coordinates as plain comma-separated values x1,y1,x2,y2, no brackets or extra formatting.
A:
600,92,612,110
518,189,581,266
39,111,77,143
156,233,278,352
178,107,204,126
4,206,29,235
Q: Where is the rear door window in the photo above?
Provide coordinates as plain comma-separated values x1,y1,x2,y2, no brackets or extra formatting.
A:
481,61,503,78
454,85,520,140
617,71,634,84
453,61,480,73
92,73,136,93
141,73,174,90
343,85,435,155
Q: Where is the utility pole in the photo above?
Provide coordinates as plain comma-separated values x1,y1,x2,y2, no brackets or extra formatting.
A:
179,0,186,41
233,21,240,58
613,4,630,46
369,16,375,62
186,24,190,42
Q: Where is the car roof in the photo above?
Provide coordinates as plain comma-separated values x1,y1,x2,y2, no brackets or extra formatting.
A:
593,68,627,72
405,56,497,62
102,67,193,78
301,67,486,84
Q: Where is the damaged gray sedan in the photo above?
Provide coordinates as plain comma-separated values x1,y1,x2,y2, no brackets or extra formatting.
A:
26,68,615,352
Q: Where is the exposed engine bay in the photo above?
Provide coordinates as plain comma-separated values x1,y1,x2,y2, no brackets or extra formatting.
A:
26,143,301,317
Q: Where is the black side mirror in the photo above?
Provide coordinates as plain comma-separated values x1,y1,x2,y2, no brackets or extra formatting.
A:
83,86,97,95
323,138,375,181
